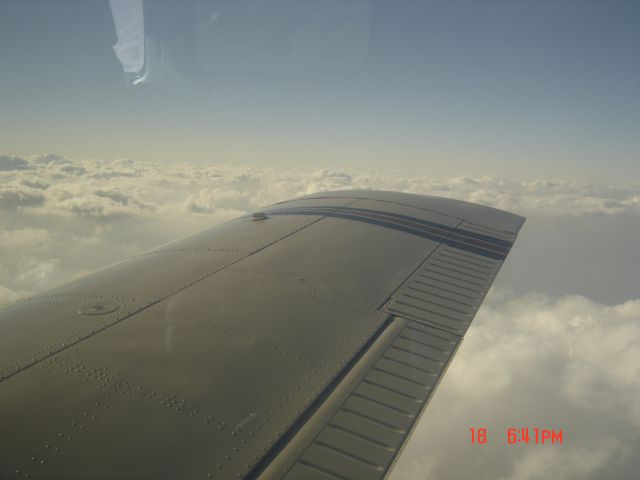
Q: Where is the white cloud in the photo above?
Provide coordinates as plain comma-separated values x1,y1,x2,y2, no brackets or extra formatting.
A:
1,153,639,222
14,258,60,292
0,228,50,249
458,292,640,428
0,154,31,171
0,185,46,209
502,437,629,480
21,178,49,190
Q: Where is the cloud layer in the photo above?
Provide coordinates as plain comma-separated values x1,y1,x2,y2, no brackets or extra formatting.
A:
1,153,638,478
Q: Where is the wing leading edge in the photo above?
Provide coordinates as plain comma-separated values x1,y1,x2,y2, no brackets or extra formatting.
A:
0,190,524,479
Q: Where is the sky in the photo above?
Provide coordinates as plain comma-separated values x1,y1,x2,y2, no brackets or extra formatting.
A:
0,0,639,179
1,1,639,479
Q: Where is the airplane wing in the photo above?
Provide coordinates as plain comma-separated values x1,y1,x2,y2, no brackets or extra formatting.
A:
0,190,525,479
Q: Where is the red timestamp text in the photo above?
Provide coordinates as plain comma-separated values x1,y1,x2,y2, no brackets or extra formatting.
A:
469,427,563,445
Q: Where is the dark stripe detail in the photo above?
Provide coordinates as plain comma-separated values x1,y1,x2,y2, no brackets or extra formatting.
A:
276,206,513,248
264,207,510,260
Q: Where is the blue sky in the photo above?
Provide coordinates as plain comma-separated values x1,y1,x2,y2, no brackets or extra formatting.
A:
1,0,639,179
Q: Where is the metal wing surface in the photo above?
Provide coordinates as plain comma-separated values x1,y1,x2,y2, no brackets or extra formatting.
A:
0,190,525,479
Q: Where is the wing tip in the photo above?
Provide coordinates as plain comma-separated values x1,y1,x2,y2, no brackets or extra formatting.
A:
280,189,526,235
